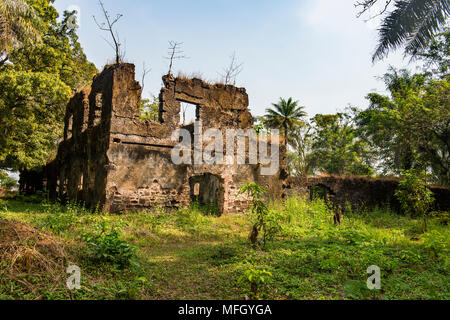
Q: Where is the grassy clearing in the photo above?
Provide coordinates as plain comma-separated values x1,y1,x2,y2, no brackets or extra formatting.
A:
0,196,448,300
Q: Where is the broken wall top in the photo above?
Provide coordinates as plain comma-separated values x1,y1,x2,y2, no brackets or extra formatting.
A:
62,63,253,148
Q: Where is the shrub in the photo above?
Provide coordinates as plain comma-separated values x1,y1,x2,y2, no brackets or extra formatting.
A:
422,230,448,258
395,170,435,232
238,268,273,300
0,199,7,212
190,200,219,216
81,222,138,269
175,207,209,233
33,202,90,235
35,210,74,235
239,183,280,248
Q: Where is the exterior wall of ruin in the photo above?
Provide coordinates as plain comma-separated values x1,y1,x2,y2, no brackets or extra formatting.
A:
47,64,128,209
47,63,286,214
104,69,284,214
287,175,450,212
38,64,450,215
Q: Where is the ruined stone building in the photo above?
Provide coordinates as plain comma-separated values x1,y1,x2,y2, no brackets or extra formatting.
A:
45,64,286,214
21,63,449,214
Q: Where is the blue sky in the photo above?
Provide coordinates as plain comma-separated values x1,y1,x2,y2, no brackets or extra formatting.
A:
53,0,420,118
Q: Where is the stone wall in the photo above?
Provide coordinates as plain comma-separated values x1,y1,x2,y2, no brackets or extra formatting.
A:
287,175,450,212
45,64,286,214
24,64,449,215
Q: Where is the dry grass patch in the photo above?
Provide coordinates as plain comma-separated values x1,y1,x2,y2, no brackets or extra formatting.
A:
0,219,67,298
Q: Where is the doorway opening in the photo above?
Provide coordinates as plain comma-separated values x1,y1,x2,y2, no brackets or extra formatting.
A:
309,183,335,201
189,173,224,216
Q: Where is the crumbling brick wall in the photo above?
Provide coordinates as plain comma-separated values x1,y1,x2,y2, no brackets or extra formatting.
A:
46,63,286,214
287,175,450,212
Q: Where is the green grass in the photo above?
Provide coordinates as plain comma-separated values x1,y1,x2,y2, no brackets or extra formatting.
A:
0,196,448,300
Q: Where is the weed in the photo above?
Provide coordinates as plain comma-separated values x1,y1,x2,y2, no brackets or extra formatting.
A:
238,268,273,300
0,196,448,300
239,183,281,248
81,222,138,269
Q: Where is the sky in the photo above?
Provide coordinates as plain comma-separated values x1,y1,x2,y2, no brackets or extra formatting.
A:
52,0,421,119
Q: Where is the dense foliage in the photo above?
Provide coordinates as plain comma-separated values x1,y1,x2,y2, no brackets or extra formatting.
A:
262,30,449,186
0,0,96,171
0,170,17,189
0,196,448,300
307,113,374,176
356,0,450,62
395,170,436,232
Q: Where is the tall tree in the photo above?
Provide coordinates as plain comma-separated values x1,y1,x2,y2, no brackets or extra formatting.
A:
9,1,97,91
0,0,96,171
355,69,450,185
264,97,307,146
356,0,450,62
414,28,450,78
287,123,312,177
0,71,71,170
0,0,41,64
307,113,374,176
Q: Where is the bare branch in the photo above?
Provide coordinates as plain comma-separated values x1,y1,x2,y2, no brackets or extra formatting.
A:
219,52,243,85
141,62,151,92
93,0,123,64
117,33,126,61
165,41,188,76
355,0,392,20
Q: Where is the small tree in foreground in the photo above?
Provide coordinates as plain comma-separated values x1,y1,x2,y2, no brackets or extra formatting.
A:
395,170,435,232
239,183,280,248
238,268,273,300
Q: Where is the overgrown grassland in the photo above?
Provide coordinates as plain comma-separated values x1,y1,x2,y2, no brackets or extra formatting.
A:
0,196,448,300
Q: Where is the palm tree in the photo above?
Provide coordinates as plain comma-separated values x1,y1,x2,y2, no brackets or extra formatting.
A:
0,0,41,62
371,0,450,62
264,97,307,147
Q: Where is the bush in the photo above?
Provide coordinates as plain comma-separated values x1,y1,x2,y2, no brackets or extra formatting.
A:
175,207,209,233
190,200,220,216
82,222,138,269
33,201,90,235
238,268,273,300
395,170,435,232
239,183,281,248
35,210,74,235
0,199,7,212
422,230,448,258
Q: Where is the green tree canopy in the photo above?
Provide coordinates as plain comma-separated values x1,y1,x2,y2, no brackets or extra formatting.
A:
264,97,307,145
0,70,71,170
0,0,97,171
307,113,374,176
6,0,97,90
356,69,449,185
0,0,42,61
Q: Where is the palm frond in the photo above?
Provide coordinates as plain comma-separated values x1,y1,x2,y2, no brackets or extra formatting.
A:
405,0,450,55
372,0,435,62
